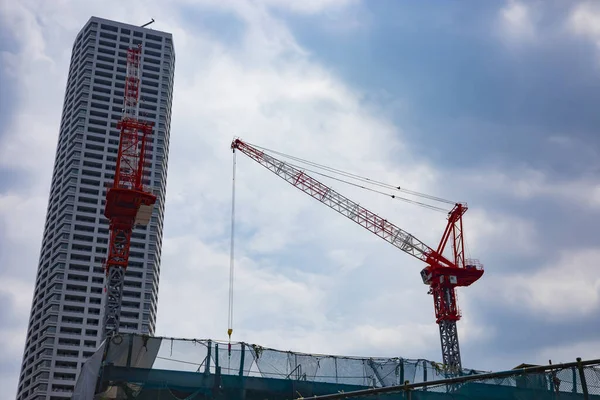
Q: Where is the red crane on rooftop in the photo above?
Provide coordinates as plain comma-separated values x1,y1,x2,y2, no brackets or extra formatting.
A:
231,138,484,373
102,45,156,339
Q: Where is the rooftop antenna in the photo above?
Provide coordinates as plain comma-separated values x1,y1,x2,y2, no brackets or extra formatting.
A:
141,18,155,28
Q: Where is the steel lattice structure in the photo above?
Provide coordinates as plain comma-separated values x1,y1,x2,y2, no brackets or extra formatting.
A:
102,45,156,339
232,138,484,373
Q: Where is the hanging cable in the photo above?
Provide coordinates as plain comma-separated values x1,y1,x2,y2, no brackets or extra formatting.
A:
271,156,448,213
228,148,237,360
246,141,456,206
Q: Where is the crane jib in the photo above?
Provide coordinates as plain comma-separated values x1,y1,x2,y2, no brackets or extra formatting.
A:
233,139,434,263
231,138,484,374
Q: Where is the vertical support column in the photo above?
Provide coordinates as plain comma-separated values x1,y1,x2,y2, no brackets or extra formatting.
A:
239,343,245,377
399,361,404,386
239,343,247,400
403,380,412,400
215,343,220,373
576,358,589,400
205,340,212,375
213,343,221,400
549,360,558,394
295,354,298,380
572,366,578,393
126,334,133,368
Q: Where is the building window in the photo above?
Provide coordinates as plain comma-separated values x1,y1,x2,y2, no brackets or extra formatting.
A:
100,24,118,33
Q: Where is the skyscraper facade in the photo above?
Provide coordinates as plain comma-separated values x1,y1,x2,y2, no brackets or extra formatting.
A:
16,16,174,399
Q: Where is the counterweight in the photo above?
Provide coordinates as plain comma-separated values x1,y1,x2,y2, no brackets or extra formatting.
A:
102,46,156,339
231,138,484,372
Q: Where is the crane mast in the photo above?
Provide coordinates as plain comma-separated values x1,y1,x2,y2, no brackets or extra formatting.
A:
231,138,483,372
102,45,156,339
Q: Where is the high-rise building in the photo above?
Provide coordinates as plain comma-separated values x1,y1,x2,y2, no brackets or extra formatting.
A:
16,16,174,400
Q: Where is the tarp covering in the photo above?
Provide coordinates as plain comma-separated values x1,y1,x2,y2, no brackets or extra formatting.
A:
72,334,162,399
72,339,106,400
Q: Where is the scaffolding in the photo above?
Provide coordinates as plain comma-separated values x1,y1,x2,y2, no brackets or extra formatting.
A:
73,334,600,399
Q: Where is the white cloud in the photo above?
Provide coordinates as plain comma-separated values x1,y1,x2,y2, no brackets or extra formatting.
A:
537,338,600,364
156,235,331,338
497,0,537,44
0,192,49,394
466,208,539,257
465,167,600,210
260,0,357,15
499,248,600,318
566,1,600,68
568,1,600,40
1,0,598,397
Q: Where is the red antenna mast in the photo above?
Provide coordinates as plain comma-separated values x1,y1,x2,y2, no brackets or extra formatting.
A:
102,45,156,339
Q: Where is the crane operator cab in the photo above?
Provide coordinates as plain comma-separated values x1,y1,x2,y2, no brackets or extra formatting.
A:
420,268,433,285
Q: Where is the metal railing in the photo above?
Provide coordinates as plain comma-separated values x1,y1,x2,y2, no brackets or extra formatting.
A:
299,357,600,400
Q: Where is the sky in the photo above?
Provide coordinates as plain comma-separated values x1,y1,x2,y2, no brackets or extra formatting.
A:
1,0,600,397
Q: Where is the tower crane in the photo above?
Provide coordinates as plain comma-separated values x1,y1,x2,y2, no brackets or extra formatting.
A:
231,138,484,373
102,45,156,339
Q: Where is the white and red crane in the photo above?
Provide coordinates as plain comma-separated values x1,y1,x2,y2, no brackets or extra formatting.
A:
231,138,484,373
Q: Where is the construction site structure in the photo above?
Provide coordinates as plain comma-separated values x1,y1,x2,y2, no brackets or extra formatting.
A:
74,332,600,399
102,45,156,339
231,139,484,372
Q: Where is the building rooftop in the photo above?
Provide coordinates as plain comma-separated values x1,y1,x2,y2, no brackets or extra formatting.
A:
88,15,173,37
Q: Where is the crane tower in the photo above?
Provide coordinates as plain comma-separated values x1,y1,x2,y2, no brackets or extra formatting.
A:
102,45,156,339
231,139,484,372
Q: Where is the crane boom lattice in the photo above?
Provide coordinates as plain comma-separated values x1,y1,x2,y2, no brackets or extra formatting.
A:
231,138,484,373
232,139,447,265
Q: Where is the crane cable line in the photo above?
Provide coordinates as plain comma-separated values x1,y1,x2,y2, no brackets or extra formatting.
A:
277,144,474,262
227,149,236,364
246,141,456,206
281,159,448,213
245,141,453,213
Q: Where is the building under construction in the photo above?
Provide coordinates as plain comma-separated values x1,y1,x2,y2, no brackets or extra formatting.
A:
73,135,600,399
73,333,600,399
20,13,600,400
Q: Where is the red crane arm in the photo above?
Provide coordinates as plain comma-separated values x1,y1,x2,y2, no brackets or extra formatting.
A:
231,139,454,269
